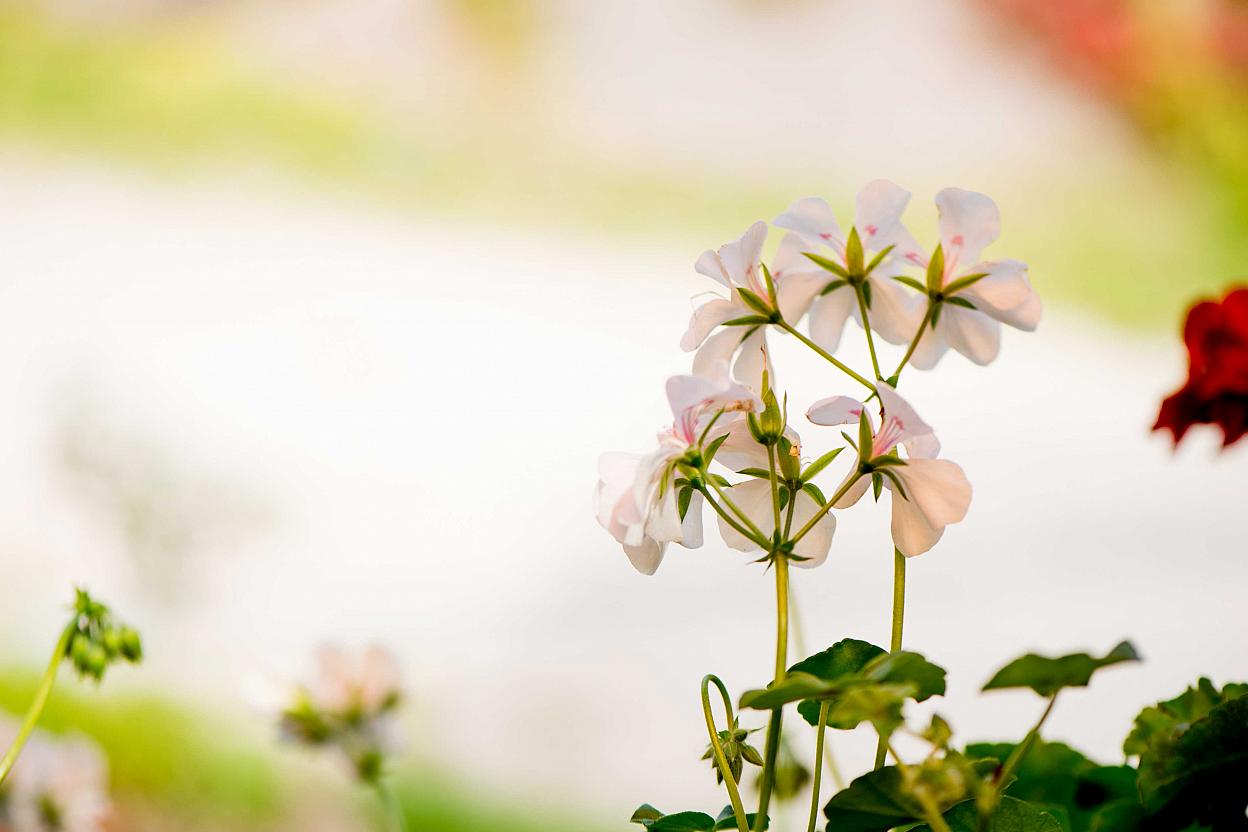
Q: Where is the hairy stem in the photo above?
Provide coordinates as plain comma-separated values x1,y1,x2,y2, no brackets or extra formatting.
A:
0,621,75,785
701,676,752,832
754,552,790,831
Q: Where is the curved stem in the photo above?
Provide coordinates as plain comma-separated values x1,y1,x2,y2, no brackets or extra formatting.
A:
709,478,770,546
0,620,75,785
701,676,751,832
805,701,831,832
777,321,875,392
874,548,908,770
373,779,408,832
701,485,771,550
892,301,935,380
854,284,883,381
753,553,790,831
789,472,863,546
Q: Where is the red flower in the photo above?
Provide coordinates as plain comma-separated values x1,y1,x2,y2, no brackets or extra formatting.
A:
1154,287,1248,447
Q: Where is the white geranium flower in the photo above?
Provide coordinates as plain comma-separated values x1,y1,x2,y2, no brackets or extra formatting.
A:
0,726,110,832
596,363,762,574
807,384,970,557
709,421,837,568
773,180,925,350
308,644,402,718
680,222,822,392
897,188,1042,368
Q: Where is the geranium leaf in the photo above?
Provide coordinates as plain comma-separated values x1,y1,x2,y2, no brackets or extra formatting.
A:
739,672,834,711
913,796,1063,831
822,766,947,832
631,805,665,827
789,639,887,726
860,651,947,701
1123,676,1247,757
649,812,716,832
982,642,1140,696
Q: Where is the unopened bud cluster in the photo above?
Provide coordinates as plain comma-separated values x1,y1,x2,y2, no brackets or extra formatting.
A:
64,589,142,682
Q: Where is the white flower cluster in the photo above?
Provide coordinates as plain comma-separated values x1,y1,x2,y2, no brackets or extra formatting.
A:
596,182,1039,572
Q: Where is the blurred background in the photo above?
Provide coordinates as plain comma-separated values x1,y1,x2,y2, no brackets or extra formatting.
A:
0,0,1246,829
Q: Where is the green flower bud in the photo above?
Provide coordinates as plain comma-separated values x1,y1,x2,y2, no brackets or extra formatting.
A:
119,628,143,662
85,643,108,680
70,634,92,672
102,628,123,658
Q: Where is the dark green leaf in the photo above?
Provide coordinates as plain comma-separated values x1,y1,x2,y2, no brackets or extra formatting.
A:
790,639,887,726
1137,695,1248,829
823,766,960,832
631,805,665,827
800,447,844,483
739,672,833,711
1123,677,1247,757
982,642,1140,697
804,251,850,279
650,812,716,832
914,796,1063,832
1085,801,1145,832
860,651,947,702
713,813,766,831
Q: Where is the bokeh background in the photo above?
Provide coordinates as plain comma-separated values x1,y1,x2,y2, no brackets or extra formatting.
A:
1,0,1246,829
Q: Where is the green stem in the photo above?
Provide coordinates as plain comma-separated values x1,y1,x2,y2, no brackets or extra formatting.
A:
701,485,771,550
892,300,935,380
701,676,752,832
709,478,771,546
806,701,831,832
998,693,1059,788
766,445,783,546
854,284,883,381
874,548,907,770
777,320,875,392
373,778,408,832
789,471,863,546
886,742,953,832
753,553,790,832
0,621,75,785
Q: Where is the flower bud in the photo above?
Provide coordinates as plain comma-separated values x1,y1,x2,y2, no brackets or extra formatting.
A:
119,628,143,662
102,628,123,658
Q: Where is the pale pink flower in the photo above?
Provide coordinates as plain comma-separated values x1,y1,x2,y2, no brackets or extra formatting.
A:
807,385,970,557
0,723,110,832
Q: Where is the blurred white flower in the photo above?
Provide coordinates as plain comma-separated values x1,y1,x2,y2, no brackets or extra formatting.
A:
0,719,110,832
900,188,1042,368
596,363,761,574
807,384,970,557
773,180,925,349
680,222,821,391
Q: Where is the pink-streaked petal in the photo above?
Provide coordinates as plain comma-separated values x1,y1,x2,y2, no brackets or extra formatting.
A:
695,248,732,289
720,221,769,290
806,395,868,427
854,179,910,249
808,286,856,353
774,197,844,252
941,305,1002,366
875,385,936,452
680,297,739,352
935,188,1000,270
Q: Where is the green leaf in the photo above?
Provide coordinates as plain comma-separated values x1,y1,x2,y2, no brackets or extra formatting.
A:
713,813,766,831
1085,801,1145,832
825,682,913,734
1123,677,1247,757
915,796,1063,832
739,672,833,711
631,805,665,827
650,812,716,832
721,314,773,327
982,642,1140,697
860,651,948,702
1136,695,1248,829
964,741,1137,832
925,244,945,292
789,639,887,726
823,766,960,832
804,251,850,279
800,447,844,483
846,227,865,275
893,275,927,292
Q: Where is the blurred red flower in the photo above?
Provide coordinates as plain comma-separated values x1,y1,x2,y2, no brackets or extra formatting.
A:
1155,287,1248,447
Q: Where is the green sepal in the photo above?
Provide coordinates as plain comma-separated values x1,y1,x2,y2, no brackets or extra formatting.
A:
677,487,694,521
760,262,777,303
857,411,874,460
703,432,730,466
737,467,772,479
801,482,826,505
925,244,945,292
820,278,849,296
893,275,927,292
864,244,896,276
721,314,773,327
930,301,943,327
736,287,773,316
846,227,865,275
841,431,858,452
943,272,989,295
708,474,732,488
800,447,843,483
879,467,907,500
861,279,873,308
982,642,1140,697
804,251,851,279
945,296,976,310
872,472,883,501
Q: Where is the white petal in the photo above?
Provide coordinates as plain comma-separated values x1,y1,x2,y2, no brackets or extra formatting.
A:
889,458,971,557
789,490,836,568
808,286,857,353
854,179,910,248
860,273,925,345
875,384,936,453
695,249,732,289
905,323,948,371
680,298,739,351
692,328,742,378
624,537,665,575
777,271,829,325
941,305,1002,366
715,478,772,552
774,197,844,251
595,452,641,539
833,470,871,509
709,418,770,472
732,328,771,393
960,260,1041,332
806,395,867,427
681,489,705,549
721,221,769,289
647,483,685,544
935,188,1000,270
